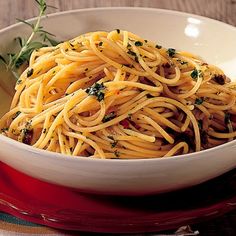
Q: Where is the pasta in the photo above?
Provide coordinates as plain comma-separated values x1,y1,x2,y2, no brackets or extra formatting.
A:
0,29,236,159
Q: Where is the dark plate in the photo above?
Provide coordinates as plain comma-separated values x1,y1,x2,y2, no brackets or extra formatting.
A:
0,161,236,233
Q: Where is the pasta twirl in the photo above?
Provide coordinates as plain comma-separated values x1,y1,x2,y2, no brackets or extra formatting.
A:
1,30,236,159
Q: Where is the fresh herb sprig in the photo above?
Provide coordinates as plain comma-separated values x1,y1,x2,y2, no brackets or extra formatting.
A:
0,0,58,78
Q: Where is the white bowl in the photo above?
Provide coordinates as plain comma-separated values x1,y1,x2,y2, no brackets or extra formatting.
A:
0,8,236,195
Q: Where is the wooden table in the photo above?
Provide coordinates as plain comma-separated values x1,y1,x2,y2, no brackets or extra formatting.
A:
0,0,236,235
0,0,235,28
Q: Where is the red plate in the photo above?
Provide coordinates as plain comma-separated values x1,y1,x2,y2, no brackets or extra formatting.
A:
0,161,236,233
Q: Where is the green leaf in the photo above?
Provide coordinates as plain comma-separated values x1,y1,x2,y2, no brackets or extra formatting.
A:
0,54,7,64
16,18,34,29
38,29,56,36
15,37,24,47
42,34,60,46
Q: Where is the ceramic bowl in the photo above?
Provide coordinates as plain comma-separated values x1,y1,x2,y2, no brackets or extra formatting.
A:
0,8,236,195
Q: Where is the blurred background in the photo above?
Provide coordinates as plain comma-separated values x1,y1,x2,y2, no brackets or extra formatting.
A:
0,0,235,29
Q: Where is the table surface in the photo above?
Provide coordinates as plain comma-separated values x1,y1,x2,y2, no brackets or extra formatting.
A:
0,0,236,235
0,0,236,28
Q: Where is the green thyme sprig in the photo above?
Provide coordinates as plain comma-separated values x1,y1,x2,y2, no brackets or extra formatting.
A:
0,0,58,78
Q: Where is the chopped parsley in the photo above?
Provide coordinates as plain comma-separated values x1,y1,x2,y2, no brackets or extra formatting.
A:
12,111,21,120
127,50,138,62
111,140,118,148
155,44,162,49
98,41,103,46
134,41,143,46
43,128,47,134
27,68,34,77
177,59,188,65
127,50,136,57
102,112,116,123
191,69,202,80
114,150,120,157
225,113,231,125
1,127,8,133
195,98,204,105
198,120,203,130
16,79,22,85
116,29,120,34
85,82,106,102
167,48,176,57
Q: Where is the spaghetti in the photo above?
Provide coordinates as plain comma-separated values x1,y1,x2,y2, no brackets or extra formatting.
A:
1,30,236,159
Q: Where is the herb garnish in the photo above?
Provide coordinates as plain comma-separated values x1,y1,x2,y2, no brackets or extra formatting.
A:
85,82,106,101
127,50,137,57
114,150,120,157
195,98,204,105
1,127,9,133
155,44,162,49
177,59,188,65
134,41,143,46
0,0,58,79
102,112,116,123
167,48,176,57
111,140,118,148
191,69,202,80
127,50,138,62
16,79,22,84
225,113,231,125
116,29,120,34
12,111,21,120
198,120,203,130
27,68,34,77
98,42,103,46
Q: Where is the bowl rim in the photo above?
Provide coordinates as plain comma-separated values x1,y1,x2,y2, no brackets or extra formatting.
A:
0,7,236,164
